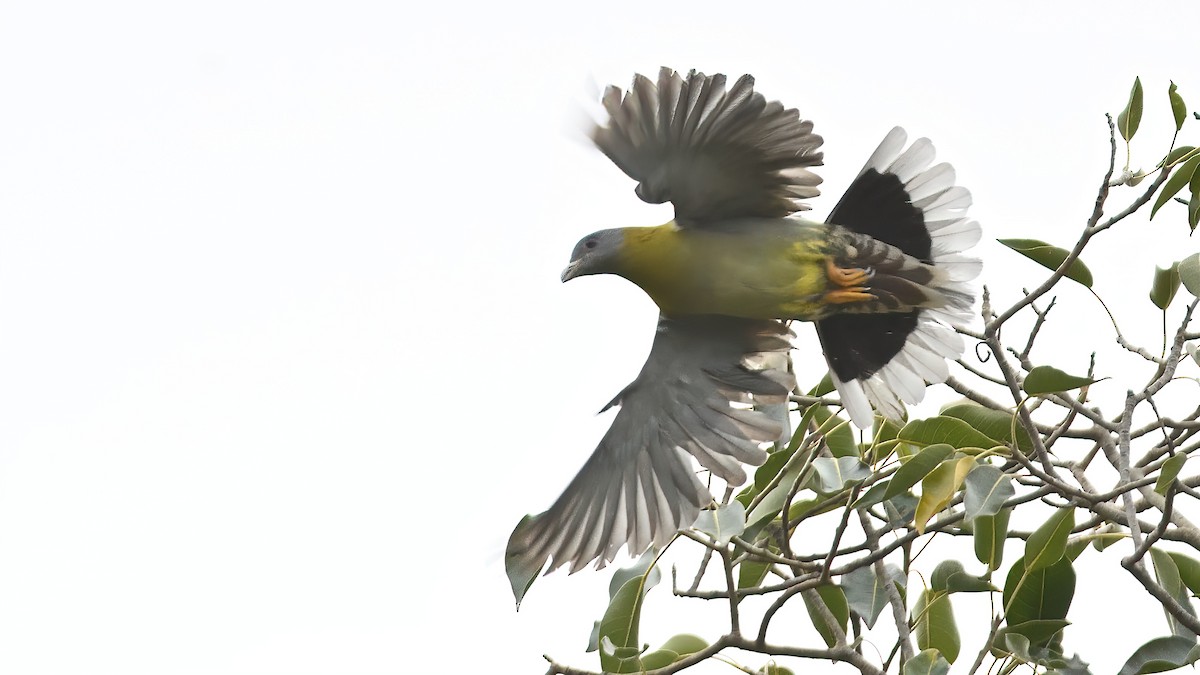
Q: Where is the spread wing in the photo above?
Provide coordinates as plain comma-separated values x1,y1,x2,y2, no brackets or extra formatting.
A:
506,316,795,581
591,67,824,228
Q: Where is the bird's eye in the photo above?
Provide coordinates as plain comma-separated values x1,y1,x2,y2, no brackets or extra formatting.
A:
585,239,598,250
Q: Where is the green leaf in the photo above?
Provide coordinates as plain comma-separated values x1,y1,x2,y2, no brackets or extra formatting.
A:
1169,552,1200,597
915,456,975,533
854,481,891,510
903,648,951,675
1003,556,1076,626
505,514,543,607
1152,263,1183,310
886,443,955,500
1162,146,1198,168
1151,549,1199,639
693,501,745,546
1118,636,1200,675
638,634,709,670
1023,366,1096,396
930,559,994,593
1152,155,1200,219
812,405,859,458
1190,165,1200,232
964,463,1015,522
843,564,905,628
998,238,1093,288
1026,509,1075,571
1180,253,1200,298
899,416,1002,450
1157,454,1188,495
974,508,1011,571
598,576,650,673
1000,619,1071,649
607,548,661,600
915,590,961,663
941,403,1033,452
803,584,849,647
1171,82,1188,132
1118,76,1144,142
808,457,871,493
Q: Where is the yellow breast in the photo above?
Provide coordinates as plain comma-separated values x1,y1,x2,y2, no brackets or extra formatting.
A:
614,221,831,319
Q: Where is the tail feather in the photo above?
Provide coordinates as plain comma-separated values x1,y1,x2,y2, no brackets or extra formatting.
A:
817,127,980,427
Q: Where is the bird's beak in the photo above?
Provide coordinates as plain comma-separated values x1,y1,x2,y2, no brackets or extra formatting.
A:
561,260,582,283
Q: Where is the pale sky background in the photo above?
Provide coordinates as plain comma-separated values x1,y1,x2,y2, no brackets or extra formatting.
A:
2,2,1200,673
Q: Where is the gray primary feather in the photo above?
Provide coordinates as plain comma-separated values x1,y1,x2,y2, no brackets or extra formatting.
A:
506,316,795,575
591,67,824,227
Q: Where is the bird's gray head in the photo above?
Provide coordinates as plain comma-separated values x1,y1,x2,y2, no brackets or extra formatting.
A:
561,228,625,282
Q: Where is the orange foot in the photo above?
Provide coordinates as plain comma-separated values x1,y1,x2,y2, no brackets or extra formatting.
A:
823,258,876,304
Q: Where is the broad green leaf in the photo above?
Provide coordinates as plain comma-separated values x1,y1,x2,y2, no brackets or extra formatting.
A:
1118,76,1144,142
1190,166,1200,232
930,559,993,593
915,590,961,663
1152,155,1200,219
1026,509,1075,571
899,416,1002,450
886,492,920,529
737,559,770,590
1118,636,1200,675
1001,619,1071,648
1023,366,1096,396
694,501,746,546
843,563,905,628
1003,556,1076,626
505,514,542,607
1151,549,1199,639
608,548,661,600
1157,454,1188,495
812,405,858,458
1162,146,1198,168
998,238,1093,287
903,648,951,675
1152,263,1183,310
941,402,1032,452
810,372,835,397
598,576,649,673
1171,82,1187,131
1169,552,1200,597
964,463,1015,522
761,665,795,675
803,584,849,647
1180,253,1200,298
915,456,975,533
854,481,891,510
885,443,955,500
974,508,1011,571
808,457,870,493
638,634,708,670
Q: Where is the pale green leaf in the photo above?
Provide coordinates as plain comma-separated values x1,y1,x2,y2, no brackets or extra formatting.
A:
915,590,961,663
1023,366,1096,396
1171,82,1187,131
974,508,1011,571
1157,454,1188,495
963,463,1015,522
1118,636,1200,675
903,649,951,675
1152,263,1183,310
998,238,1093,287
1152,155,1200,219
1180,253,1200,298
1026,509,1075,570
1118,76,1144,142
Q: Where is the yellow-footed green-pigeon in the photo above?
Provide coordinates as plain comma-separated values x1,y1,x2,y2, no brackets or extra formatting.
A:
507,68,980,596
